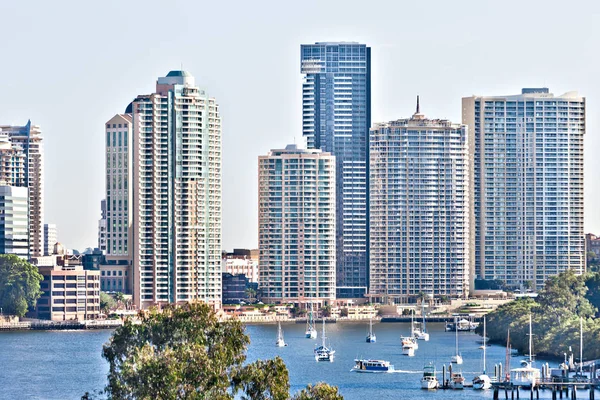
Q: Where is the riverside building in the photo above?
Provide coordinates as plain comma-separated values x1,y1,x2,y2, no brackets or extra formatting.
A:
463,88,585,289
369,102,470,302
0,185,29,257
43,223,58,256
258,145,336,306
0,121,44,257
301,42,371,297
131,71,222,309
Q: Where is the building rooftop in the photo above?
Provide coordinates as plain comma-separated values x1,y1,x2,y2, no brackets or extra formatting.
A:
166,70,192,77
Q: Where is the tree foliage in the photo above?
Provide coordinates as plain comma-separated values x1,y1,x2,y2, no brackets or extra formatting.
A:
291,383,344,400
100,292,116,313
0,254,43,317
481,270,600,359
100,302,342,399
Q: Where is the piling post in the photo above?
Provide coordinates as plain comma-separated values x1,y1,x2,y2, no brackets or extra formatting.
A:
494,387,499,400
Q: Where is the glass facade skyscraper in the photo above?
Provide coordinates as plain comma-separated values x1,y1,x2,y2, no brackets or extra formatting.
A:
369,108,470,302
301,42,371,295
463,88,585,289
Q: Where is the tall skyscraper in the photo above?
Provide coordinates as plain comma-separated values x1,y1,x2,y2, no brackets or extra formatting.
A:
369,103,470,302
0,133,26,187
0,186,28,257
0,121,44,257
258,145,336,305
131,71,222,309
301,42,371,296
98,199,107,254
105,114,132,260
43,223,58,256
463,88,585,290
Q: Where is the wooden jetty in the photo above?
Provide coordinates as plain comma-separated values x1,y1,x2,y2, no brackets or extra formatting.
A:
492,380,599,400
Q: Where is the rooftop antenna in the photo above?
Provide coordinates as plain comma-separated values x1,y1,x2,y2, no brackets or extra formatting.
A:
416,95,420,114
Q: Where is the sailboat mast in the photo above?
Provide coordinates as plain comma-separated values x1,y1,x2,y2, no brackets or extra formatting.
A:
455,316,459,355
580,317,583,375
483,315,487,374
529,314,533,363
322,318,326,347
505,329,511,381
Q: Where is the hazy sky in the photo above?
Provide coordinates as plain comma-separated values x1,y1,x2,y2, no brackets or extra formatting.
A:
0,0,599,251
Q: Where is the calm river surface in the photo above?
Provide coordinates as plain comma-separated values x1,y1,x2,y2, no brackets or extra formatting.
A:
0,322,569,399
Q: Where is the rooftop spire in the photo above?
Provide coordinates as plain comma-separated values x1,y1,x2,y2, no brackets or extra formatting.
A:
416,95,420,114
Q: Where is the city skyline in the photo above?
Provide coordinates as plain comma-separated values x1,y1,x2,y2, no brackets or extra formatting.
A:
1,0,599,251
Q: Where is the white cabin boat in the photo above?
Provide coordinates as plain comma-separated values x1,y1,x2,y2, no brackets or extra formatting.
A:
449,371,465,389
352,359,394,373
421,363,439,389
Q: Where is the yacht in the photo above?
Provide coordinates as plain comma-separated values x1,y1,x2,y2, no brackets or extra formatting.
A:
314,319,335,362
352,359,394,373
510,314,541,388
276,321,287,347
366,318,376,343
449,371,465,389
473,315,492,390
415,304,430,341
451,317,463,364
401,336,416,356
305,303,317,339
420,363,439,389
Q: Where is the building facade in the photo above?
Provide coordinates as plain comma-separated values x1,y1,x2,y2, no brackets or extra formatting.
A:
0,133,26,187
0,185,29,257
0,121,44,257
98,200,107,254
43,223,57,256
369,105,470,302
132,71,222,308
222,248,259,283
301,42,371,296
258,145,336,305
463,88,585,289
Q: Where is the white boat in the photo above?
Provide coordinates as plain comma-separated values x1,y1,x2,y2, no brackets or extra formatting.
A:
402,343,415,357
420,363,439,389
510,314,540,388
276,321,287,347
415,304,430,341
352,359,394,373
366,318,376,343
451,317,463,364
305,303,317,339
314,319,334,362
473,315,492,390
449,371,465,389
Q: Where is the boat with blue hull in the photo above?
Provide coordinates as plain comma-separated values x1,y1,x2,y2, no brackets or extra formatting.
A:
352,359,394,373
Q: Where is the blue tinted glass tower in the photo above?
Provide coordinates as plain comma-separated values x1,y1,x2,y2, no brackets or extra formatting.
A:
301,42,371,296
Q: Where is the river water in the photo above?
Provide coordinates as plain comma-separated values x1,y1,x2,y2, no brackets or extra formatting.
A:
0,322,572,399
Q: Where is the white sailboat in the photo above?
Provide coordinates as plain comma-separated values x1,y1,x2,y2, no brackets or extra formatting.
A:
314,319,335,362
510,314,541,388
451,317,463,364
305,303,317,339
276,321,287,347
416,303,430,341
366,317,376,343
473,315,492,390
409,312,419,349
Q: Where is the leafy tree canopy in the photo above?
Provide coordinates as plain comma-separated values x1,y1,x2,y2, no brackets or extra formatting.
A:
0,254,43,317
100,302,342,399
291,383,344,400
100,292,116,313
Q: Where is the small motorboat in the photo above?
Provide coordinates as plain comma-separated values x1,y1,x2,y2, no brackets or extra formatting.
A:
352,359,394,373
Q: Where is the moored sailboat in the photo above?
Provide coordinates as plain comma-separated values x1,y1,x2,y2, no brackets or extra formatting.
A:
366,317,376,343
305,302,317,339
473,315,492,389
276,321,287,347
510,314,541,388
314,319,335,362
450,316,463,364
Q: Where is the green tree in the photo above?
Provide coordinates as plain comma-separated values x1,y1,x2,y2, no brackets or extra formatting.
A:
320,305,331,318
340,308,349,317
245,287,257,303
114,291,125,304
584,272,600,316
536,268,596,319
101,303,290,399
291,382,344,400
0,254,43,317
100,292,116,314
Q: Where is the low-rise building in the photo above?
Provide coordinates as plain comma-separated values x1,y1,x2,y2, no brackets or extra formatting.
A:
29,263,100,321
222,249,259,283
222,273,257,305
100,262,130,293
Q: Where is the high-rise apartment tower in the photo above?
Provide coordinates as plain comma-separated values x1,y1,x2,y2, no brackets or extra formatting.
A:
369,102,470,302
463,88,585,289
131,71,222,309
258,145,336,305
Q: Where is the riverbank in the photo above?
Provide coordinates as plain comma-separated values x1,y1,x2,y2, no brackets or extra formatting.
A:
0,319,123,331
